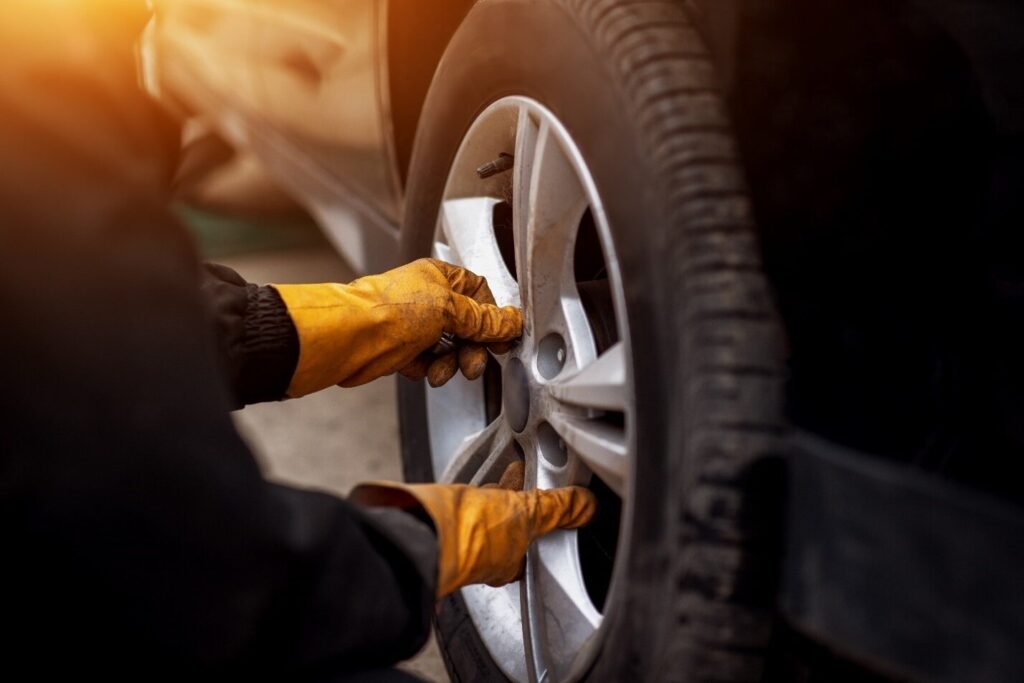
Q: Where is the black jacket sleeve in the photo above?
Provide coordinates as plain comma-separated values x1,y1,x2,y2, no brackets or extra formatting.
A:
0,3,435,678
200,263,299,406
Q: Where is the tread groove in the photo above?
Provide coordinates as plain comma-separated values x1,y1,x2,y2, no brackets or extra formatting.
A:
558,4,787,679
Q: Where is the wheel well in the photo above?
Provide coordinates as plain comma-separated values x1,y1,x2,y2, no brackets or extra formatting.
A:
387,0,476,188
386,1,740,190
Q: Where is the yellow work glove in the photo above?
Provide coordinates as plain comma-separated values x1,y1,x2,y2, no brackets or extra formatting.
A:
350,475,597,598
273,258,522,397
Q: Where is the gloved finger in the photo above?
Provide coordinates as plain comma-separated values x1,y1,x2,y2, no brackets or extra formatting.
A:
427,352,459,387
458,344,488,381
429,259,522,344
482,460,525,491
531,487,598,537
458,276,519,356
429,259,496,304
497,460,525,491
399,353,432,381
430,258,519,343
487,341,514,356
447,292,523,343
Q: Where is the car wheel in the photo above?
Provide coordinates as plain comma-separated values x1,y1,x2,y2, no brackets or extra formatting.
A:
399,1,786,681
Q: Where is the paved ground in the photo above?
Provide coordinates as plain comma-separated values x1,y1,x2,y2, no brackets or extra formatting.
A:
219,245,449,682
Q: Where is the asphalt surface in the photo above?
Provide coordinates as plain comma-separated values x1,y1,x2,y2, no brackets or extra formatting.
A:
219,244,449,682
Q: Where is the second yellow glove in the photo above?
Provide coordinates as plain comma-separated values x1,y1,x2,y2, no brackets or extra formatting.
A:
351,478,596,598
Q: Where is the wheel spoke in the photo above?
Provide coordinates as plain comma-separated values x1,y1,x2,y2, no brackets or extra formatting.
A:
440,418,512,484
522,531,602,680
548,342,627,412
513,110,593,361
512,107,539,317
432,240,455,264
430,97,637,683
462,583,529,683
439,197,520,308
469,426,519,487
548,413,629,497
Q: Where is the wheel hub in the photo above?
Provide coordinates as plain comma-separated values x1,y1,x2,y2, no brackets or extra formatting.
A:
504,357,532,433
425,96,635,683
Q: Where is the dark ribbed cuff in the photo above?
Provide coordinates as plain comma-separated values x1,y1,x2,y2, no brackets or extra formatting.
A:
236,284,299,405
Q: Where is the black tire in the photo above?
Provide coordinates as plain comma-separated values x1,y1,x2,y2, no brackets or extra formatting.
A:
399,1,786,680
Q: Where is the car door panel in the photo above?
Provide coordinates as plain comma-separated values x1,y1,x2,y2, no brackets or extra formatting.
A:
150,0,262,117
251,0,400,223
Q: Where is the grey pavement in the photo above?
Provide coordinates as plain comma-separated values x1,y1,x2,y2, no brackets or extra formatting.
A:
219,245,449,682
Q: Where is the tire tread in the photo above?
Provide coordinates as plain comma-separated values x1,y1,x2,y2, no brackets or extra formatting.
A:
555,1,785,681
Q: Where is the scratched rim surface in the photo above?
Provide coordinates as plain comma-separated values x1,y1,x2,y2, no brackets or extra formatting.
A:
425,97,636,682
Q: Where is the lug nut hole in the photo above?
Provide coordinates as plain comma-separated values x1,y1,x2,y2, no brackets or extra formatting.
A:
537,421,568,468
537,334,567,379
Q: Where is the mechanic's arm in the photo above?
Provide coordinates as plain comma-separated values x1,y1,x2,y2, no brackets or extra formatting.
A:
2,0,437,670
0,1,523,675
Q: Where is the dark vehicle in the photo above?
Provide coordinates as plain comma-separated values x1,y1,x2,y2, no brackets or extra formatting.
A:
146,1,1024,681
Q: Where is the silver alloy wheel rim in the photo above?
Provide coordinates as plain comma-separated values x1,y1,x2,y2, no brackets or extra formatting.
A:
425,97,636,683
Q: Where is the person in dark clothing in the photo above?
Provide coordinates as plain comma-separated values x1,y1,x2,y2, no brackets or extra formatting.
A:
0,2,593,679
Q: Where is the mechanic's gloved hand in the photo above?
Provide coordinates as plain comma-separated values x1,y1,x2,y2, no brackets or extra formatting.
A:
351,475,596,598
273,258,522,396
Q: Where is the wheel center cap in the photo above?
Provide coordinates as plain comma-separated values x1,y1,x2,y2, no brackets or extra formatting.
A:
504,358,531,433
